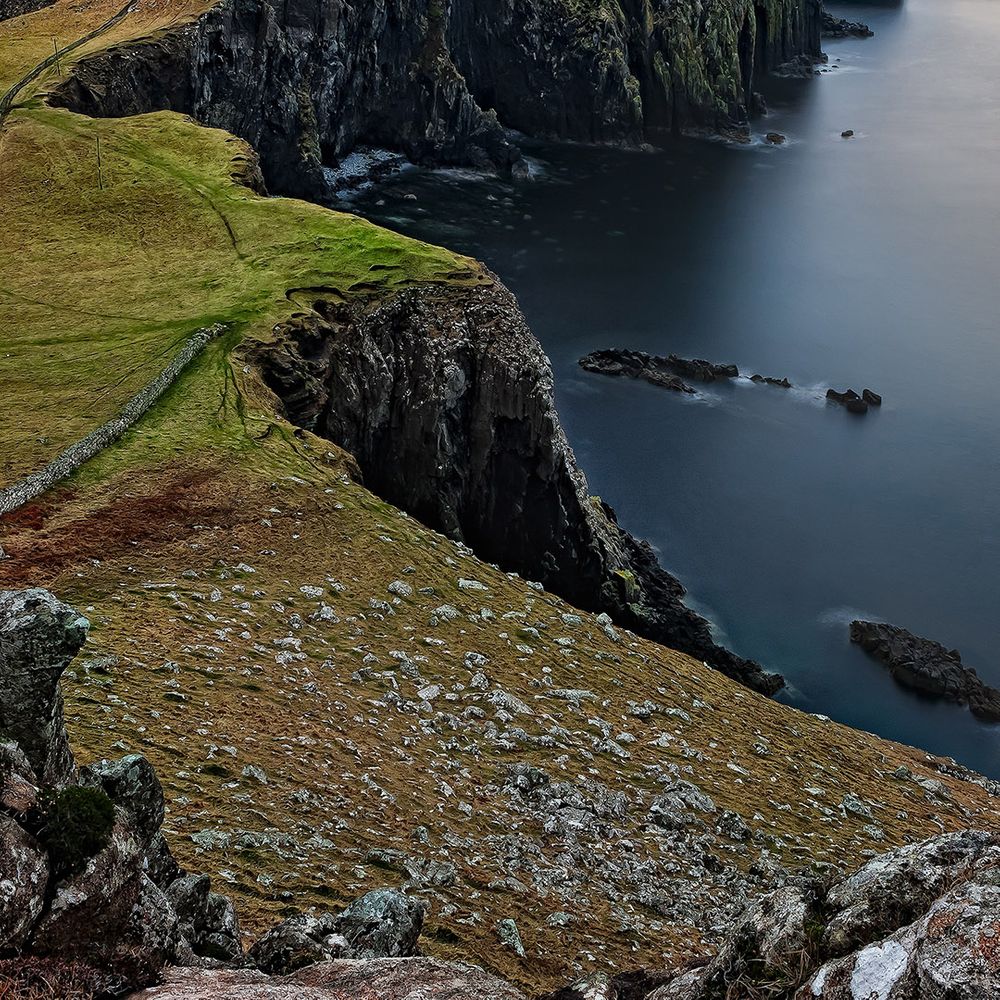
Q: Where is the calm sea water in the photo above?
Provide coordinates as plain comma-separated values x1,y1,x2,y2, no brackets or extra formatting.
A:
350,0,1000,777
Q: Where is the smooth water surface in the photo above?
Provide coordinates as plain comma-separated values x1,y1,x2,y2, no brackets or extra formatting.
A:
350,0,1000,776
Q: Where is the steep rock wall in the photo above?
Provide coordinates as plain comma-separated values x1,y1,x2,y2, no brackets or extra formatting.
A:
55,0,821,195
447,0,822,141
255,280,783,695
54,0,518,197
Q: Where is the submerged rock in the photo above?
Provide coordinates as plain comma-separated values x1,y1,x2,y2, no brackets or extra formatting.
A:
850,620,1000,721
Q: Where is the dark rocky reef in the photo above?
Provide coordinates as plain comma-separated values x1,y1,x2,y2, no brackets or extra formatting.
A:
851,620,1000,723
53,0,823,198
580,348,791,392
821,9,873,39
826,386,881,414
255,281,783,695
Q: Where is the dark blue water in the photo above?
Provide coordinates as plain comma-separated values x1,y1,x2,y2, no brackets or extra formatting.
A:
350,0,1000,777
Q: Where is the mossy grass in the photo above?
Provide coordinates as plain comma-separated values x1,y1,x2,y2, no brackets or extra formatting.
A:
36,784,115,878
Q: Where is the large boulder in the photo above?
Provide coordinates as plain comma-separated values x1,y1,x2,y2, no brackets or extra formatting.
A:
126,958,529,999
248,911,351,974
820,828,998,955
81,753,165,845
649,831,1000,1000
0,813,49,951
166,873,243,962
334,888,425,959
31,808,144,955
0,589,89,786
800,879,1000,999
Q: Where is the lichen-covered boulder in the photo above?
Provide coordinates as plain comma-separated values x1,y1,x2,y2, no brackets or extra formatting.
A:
81,753,165,845
0,589,89,786
166,873,243,961
334,888,425,959
0,813,49,951
800,879,1000,999
820,828,997,956
31,809,144,955
248,911,351,973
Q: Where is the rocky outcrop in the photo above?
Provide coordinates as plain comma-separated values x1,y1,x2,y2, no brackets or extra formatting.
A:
53,0,520,198
646,829,1000,1000
0,588,240,992
248,889,423,974
256,281,783,694
0,589,89,786
54,0,822,197
126,959,531,999
821,10,873,39
447,0,822,142
0,0,54,22
850,620,1000,722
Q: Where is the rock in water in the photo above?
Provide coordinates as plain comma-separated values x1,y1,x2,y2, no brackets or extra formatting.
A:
850,620,1000,721
862,388,882,405
0,589,90,785
826,387,869,414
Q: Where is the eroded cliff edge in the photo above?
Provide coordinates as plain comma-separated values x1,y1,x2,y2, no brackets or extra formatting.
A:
254,280,782,694
48,0,812,690
54,0,821,196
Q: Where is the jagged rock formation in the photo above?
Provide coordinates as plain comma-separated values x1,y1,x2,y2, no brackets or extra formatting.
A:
644,829,1000,999
54,0,821,198
580,349,793,393
821,10,873,39
256,281,783,694
0,588,240,993
851,620,1000,722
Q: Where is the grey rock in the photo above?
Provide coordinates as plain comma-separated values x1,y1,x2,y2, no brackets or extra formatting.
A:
249,911,351,974
81,753,165,844
496,917,525,958
0,588,89,785
0,813,49,951
334,888,425,959
166,873,244,961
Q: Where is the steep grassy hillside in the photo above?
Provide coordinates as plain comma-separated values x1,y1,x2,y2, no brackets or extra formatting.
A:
1,2,997,995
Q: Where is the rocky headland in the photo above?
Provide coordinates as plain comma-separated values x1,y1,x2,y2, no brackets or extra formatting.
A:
851,620,1000,723
53,0,823,199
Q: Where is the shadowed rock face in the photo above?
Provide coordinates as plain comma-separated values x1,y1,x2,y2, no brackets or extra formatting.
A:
850,620,1000,722
53,0,821,198
256,280,783,695
0,589,89,786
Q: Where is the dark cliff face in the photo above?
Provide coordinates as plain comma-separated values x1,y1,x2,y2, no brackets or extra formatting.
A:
53,0,518,197
255,280,783,695
447,0,822,142
55,0,821,195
